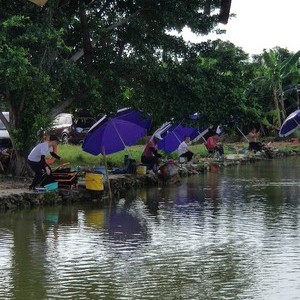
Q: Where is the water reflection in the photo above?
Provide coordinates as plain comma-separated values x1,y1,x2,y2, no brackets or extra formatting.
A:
0,157,299,299
0,229,14,298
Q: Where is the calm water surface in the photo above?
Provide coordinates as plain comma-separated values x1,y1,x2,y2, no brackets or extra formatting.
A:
0,157,300,300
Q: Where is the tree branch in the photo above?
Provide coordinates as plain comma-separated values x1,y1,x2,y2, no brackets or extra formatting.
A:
70,9,141,62
49,96,75,118
219,0,232,24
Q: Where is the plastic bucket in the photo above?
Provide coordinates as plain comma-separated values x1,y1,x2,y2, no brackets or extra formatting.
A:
92,165,107,181
137,165,147,175
44,182,58,191
85,172,104,191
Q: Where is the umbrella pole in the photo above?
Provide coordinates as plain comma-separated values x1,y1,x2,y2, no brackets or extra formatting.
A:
236,126,249,142
102,147,112,200
112,122,133,158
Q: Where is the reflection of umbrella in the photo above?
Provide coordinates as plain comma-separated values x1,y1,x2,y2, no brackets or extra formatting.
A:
108,210,145,240
82,108,152,155
157,123,208,153
279,109,300,137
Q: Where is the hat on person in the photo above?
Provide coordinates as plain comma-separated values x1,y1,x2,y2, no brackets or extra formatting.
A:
49,134,59,142
153,133,163,141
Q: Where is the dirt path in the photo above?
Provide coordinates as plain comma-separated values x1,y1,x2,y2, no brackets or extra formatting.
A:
0,177,31,195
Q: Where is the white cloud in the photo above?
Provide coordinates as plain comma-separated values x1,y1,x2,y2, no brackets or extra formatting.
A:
182,0,300,55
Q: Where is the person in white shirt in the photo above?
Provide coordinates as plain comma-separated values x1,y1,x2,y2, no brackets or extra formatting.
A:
178,136,194,162
27,135,62,190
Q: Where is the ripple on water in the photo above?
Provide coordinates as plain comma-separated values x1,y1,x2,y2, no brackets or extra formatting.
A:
1,158,300,299
0,230,14,299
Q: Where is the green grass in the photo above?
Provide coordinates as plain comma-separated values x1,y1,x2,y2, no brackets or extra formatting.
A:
57,144,210,168
55,141,300,169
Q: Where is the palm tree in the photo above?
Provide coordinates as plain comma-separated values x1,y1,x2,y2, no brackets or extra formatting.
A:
249,48,300,129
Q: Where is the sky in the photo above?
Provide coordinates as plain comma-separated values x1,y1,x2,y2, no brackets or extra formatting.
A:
182,0,300,55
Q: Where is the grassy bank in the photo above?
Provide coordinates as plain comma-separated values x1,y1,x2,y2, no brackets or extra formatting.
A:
56,141,300,169
57,144,181,168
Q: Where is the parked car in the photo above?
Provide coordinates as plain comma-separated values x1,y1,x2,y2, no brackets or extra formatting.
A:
0,112,12,150
50,113,95,144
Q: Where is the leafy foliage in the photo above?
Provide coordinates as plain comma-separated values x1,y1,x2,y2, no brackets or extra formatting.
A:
246,47,300,133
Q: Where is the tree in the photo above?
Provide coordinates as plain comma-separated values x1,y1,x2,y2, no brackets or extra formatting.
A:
133,40,253,128
1,0,228,175
247,48,300,131
0,4,85,174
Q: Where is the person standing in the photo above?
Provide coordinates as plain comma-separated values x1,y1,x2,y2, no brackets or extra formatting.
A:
27,135,62,190
178,136,194,162
141,134,163,172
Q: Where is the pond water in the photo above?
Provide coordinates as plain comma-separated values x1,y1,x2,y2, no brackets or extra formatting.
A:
0,157,300,300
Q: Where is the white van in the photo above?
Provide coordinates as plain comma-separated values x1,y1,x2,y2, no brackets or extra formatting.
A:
0,112,11,149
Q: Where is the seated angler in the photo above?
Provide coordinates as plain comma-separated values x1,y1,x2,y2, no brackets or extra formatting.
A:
247,127,263,152
178,136,194,162
141,134,163,173
205,134,224,157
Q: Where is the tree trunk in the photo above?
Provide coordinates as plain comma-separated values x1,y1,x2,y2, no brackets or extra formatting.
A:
6,91,32,176
7,149,29,176
278,84,286,121
79,0,94,73
219,0,232,24
273,88,282,128
204,0,212,15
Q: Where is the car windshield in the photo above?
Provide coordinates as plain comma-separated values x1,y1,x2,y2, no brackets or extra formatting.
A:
75,118,94,128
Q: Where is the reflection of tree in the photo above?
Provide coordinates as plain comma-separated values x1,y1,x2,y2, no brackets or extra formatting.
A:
0,206,82,300
57,206,78,225
9,209,48,299
221,159,300,231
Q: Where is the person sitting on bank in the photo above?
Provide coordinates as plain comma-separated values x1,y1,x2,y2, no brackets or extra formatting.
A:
27,134,62,190
205,134,224,157
247,127,263,152
178,136,194,162
141,134,163,173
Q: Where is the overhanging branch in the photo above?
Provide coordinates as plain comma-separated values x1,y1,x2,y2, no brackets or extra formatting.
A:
70,9,141,62
49,96,75,118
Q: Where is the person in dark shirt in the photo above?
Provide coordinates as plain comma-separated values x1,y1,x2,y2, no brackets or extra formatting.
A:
141,134,163,172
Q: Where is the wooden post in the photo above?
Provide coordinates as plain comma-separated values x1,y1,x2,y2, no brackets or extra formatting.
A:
102,147,112,200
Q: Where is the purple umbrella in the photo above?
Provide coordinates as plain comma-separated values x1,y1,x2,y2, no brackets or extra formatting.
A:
157,123,208,153
279,109,300,137
82,108,152,155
